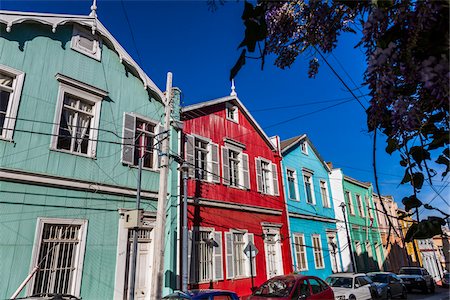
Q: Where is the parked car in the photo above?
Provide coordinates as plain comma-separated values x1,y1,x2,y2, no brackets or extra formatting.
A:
397,267,435,293
16,294,80,300
367,272,407,299
247,274,334,300
162,290,239,300
326,273,377,300
442,272,450,288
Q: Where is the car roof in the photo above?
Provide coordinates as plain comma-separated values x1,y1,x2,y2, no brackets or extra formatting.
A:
367,272,395,275
328,273,367,278
270,274,324,280
190,289,237,296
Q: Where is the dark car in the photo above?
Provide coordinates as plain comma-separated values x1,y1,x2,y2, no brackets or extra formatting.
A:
162,290,239,300
367,272,407,299
442,272,450,288
397,267,435,293
247,274,334,300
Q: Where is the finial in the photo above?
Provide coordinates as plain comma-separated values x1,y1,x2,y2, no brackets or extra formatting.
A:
230,79,237,97
90,0,97,17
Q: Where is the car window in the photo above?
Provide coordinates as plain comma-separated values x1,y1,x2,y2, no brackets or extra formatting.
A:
369,274,388,283
308,278,325,294
326,276,353,288
297,280,311,297
399,268,421,275
253,277,297,297
356,276,369,287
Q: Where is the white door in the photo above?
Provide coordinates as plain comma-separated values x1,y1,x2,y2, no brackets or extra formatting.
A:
128,228,153,300
264,233,283,278
327,234,339,273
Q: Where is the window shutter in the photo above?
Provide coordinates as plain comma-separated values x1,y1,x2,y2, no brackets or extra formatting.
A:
225,232,234,279
255,158,263,192
185,134,195,178
247,233,256,277
122,113,136,165
222,146,230,185
241,153,250,190
213,231,223,281
272,163,280,196
209,143,220,183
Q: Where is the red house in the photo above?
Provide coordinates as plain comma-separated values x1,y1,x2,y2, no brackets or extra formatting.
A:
182,91,293,296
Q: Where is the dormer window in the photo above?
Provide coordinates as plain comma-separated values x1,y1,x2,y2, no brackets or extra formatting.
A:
226,103,239,123
301,142,308,154
71,25,101,61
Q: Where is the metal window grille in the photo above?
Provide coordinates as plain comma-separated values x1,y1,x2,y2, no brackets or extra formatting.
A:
32,223,81,295
233,233,245,277
134,119,155,168
194,231,213,282
194,139,208,180
294,235,307,270
229,149,240,187
312,235,324,268
261,161,271,194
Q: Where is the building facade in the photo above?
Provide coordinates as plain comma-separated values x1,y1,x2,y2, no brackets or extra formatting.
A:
182,94,292,297
280,135,341,279
0,11,181,299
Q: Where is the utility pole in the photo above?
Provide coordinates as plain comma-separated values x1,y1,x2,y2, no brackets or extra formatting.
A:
150,72,173,299
340,202,356,272
129,157,143,300
180,161,189,292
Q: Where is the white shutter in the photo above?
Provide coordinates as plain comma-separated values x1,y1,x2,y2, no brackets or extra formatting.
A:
185,134,195,178
225,232,234,279
222,146,230,185
246,233,256,277
121,113,136,165
255,158,263,192
213,231,223,280
272,163,280,196
241,153,250,190
209,143,220,183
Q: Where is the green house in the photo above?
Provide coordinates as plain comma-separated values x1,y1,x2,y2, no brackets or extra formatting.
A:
0,10,181,299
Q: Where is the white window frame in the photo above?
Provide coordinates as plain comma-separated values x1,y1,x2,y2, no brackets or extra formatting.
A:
356,194,365,217
28,218,88,297
228,148,241,188
225,229,254,279
302,171,316,205
312,234,325,269
71,25,102,61
300,142,308,154
134,114,159,170
260,158,272,195
226,102,239,123
345,191,355,215
320,180,330,208
51,74,106,158
366,196,373,219
194,135,210,180
293,233,308,271
0,64,25,141
193,227,216,283
286,168,299,201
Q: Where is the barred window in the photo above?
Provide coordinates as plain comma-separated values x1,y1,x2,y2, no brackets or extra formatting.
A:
233,233,245,277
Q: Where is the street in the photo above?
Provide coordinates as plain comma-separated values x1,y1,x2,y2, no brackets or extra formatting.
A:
406,287,450,300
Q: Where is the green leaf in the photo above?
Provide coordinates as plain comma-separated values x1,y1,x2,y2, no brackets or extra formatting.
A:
230,49,246,81
402,195,422,211
412,172,424,189
385,138,398,155
409,146,431,166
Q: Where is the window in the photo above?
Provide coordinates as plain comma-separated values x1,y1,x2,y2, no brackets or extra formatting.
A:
229,149,240,187
226,103,238,123
303,173,315,204
30,218,87,297
287,169,298,200
122,113,160,169
294,234,307,271
225,231,255,279
223,144,251,188
71,25,101,60
0,65,25,140
345,191,355,215
320,180,330,207
308,278,326,294
356,194,365,217
53,74,106,157
366,197,373,219
256,158,279,196
195,138,208,180
195,230,214,282
301,142,308,154
366,241,374,269
312,235,324,269
189,229,223,283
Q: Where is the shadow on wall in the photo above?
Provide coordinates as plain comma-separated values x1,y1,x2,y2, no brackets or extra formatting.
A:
442,237,450,272
381,242,419,273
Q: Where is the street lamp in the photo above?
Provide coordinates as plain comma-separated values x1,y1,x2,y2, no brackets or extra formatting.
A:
179,161,189,292
340,202,356,272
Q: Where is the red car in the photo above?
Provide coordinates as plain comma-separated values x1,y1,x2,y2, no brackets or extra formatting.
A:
247,274,334,300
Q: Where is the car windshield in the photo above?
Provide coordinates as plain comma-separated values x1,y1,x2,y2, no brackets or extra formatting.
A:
399,268,421,275
368,274,389,283
253,278,296,297
326,277,353,288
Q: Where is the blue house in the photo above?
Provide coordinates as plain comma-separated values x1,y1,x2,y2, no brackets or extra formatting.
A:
280,135,342,279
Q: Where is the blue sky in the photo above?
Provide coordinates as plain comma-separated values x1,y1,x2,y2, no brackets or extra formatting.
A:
1,0,448,217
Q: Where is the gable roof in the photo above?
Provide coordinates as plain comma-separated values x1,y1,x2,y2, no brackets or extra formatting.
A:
280,134,331,172
182,95,277,152
343,175,372,189
0,10,165,102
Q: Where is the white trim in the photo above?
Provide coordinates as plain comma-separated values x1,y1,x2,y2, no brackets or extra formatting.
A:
0,64,25,141
51,74,105,158
288,212,336,223
320,180,330,208
188,198,283,215
71,24,102,61
302,171,316,205
0,167,158,199
286,167,299,201
28,217,88,297
225,102,239,123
